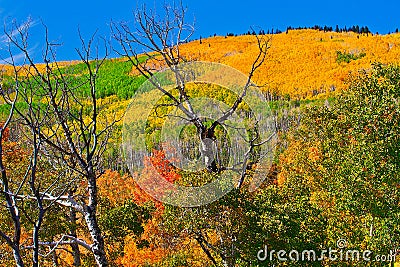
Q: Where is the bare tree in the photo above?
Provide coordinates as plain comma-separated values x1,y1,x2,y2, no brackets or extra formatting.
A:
113,4,272,267
0,19,69,267
1,20,117,267
112,3,271,186
0,73,25,267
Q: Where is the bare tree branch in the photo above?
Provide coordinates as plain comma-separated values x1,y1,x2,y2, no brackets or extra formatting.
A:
2,20,114,267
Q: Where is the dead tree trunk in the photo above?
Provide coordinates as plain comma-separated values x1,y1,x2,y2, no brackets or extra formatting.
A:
3,20,115,267
84,171,107,266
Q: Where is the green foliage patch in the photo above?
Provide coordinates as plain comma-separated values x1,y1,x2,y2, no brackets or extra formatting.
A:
336,50,366,63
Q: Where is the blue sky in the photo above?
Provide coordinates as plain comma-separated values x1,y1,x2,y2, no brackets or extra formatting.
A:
1,0,400,61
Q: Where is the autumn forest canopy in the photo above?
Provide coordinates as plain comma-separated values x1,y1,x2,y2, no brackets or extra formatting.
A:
0,3,399,267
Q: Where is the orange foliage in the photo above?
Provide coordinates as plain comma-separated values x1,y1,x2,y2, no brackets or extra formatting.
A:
99,148,180,208
99,149,185,266
0,124,10,141
1,128,30,181
118,235,168,267
98,169,163,210
308,145,322,162
144,149,181,184
98,170,137,206
179,30,400,99
134,148,181,208
277,138,304,186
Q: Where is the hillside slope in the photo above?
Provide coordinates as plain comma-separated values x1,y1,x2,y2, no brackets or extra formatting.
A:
2,29,400,100
180,29,400,99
